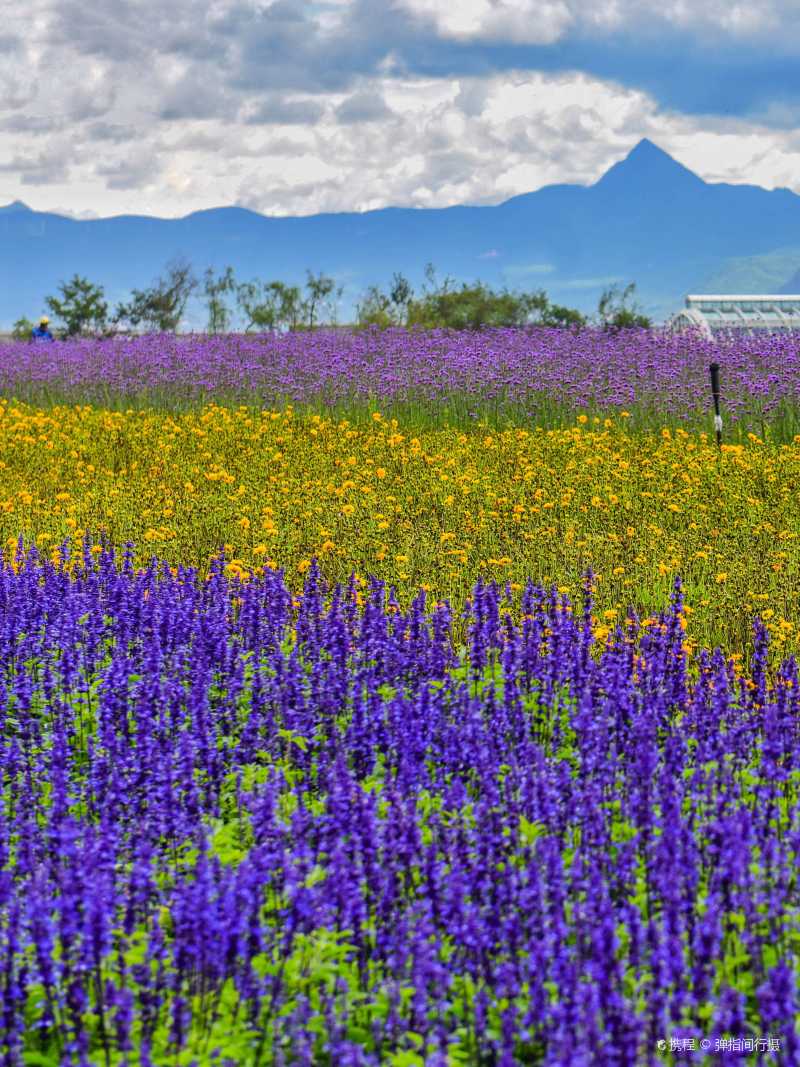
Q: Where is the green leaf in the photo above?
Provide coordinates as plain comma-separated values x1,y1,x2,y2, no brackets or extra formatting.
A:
387,1052,426,1067
727,910,746,932
278,727,308,752
519,816,545,846
303,865,327,889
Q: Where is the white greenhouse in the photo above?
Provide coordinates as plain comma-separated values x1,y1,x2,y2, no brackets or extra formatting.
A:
667,294,800,338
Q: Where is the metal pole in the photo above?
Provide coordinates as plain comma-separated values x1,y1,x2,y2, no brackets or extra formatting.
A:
709,362,722,448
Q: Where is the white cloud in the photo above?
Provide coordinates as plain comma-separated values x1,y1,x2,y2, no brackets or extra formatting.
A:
1,0,800,217
621,0,782,36
397,0,573,44
47,205,102,219
396,0,788,41
2,63,800,217
503,262,556,275
560,275,624,288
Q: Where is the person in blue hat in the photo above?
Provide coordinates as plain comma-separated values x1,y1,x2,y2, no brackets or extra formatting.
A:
31,316,55,342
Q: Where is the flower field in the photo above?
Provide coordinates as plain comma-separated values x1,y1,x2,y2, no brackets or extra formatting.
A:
2,551,800,1066
1,328,799,437
1,329,800,1065
0,399,798,656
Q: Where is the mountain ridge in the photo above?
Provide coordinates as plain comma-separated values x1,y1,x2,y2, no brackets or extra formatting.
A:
2,140,800,328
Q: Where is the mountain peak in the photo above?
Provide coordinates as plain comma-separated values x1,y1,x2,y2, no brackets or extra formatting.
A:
628,137,670,160
595,139,705,190
0,200,32,214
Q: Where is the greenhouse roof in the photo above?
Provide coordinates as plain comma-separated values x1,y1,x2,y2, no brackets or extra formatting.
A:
667,295,800,337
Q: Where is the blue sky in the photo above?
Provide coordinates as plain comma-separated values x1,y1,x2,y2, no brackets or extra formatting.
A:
0,0,797,217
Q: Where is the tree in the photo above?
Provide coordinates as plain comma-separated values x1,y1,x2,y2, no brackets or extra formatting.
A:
356,284,395,329
204,266,237,334
274,282,304,331
236,279,303,332
301,270,343,329
236,280,277,332
356,272,414,329
538,301,587,329
45,275,108,337
355,267,587,331
114,258,197,333
12,317,35,341
421,261,453,297
406,265,509,329
406,279,582,330
389,272,412,312
405,281,521,329
597,282,651,330
238,279,304,332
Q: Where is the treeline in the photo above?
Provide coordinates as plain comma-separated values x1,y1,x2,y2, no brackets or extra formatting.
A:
13,258,651,339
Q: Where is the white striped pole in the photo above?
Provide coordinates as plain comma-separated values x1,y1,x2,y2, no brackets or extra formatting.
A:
709,362,722,448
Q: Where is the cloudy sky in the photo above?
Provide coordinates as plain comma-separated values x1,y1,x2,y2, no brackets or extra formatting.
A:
1,0,798,218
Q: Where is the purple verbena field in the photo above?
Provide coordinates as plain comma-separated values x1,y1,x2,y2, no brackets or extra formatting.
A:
0,327,798,434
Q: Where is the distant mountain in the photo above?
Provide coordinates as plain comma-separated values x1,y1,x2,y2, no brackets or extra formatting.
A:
699,247,800,296
3,138,800,328
779,268,800,294
593,137,706,196
0,200,32,215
